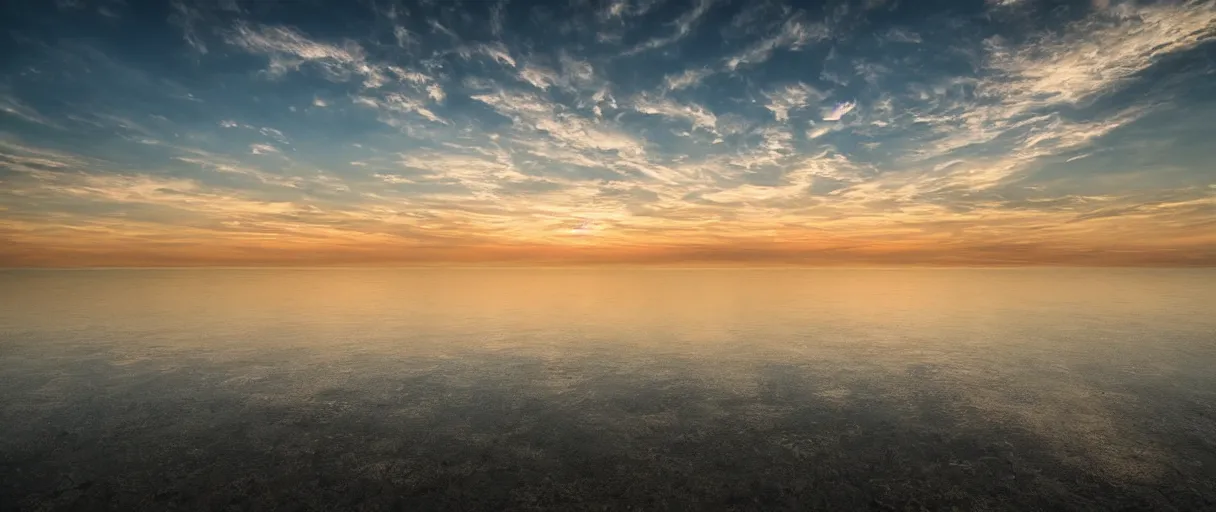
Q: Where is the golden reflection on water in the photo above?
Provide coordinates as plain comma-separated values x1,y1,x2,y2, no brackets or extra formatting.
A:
2,267,1215,504
5,267,1210,338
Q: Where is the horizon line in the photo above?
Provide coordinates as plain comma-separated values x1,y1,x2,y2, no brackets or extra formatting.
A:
3,263,1214,270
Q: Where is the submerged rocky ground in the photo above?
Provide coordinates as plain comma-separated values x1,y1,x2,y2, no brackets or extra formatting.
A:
4,268,1214,510
4,350,1214,511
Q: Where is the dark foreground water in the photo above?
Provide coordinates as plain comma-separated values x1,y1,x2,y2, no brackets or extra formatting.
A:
1,268,1214,511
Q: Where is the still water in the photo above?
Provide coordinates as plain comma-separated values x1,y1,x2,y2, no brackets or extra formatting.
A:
1,268,1214,510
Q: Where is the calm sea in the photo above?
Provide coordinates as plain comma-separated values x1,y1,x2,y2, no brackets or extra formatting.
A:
2,268,1214,510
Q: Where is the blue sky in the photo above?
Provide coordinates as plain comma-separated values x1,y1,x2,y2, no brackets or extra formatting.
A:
0,0,1214,266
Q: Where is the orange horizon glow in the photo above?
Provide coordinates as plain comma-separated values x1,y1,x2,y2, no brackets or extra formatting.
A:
4,238,1215,268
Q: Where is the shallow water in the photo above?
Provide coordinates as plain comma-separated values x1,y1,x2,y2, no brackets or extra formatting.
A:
2,268,1214,510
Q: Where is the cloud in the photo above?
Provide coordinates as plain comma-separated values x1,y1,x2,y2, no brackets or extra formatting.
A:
624,0,716,55
426,84,445,102
457,42,517,68
559,53,598,87
883,28,922,44
489,0,507,36
353,93,447,125
217,121,291,145
725,15,829,71
632,96,718,133
662,68,714,91
227,22,377,83
807,124,835,139
375,173,413,184
0,138,89,177
173,152,330,190
258,127,290,145
249,144,280,155
6,168,311,222
0,95,60,128
898,1,1214,196
396,150,530,198
226,20,442,93
985,3,1215,108
764,83,820,122
601,0,630,19
168,0,208,54
385,66,435,85
393,26,418,48
471,90,645,157
822,101,856,121
519,65,562,90
601,0,663,20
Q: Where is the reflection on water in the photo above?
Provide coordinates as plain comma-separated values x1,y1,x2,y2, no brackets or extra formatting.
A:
2,268,1214,510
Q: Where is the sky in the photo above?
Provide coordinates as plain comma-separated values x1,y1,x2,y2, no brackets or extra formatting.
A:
0,0,1213,267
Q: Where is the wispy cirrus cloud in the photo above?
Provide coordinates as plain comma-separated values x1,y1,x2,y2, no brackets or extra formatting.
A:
986,2,1214,107
897,0,1215,194
600,0,664,20
724,14,829,71
456,42,517,68
623,0,717,55
354,93,447,125
632,95,718,133
764,83,820,122
471,90,646,158
227,22,393,87
0,94,61,129
662,67,713,92
822,100,856,121
169,0,209,54
249,143,280,155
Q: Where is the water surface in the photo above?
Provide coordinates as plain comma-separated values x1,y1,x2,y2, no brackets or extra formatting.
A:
2,268,1214,510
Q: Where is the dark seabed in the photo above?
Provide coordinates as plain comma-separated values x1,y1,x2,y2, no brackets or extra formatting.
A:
1,268,1214,511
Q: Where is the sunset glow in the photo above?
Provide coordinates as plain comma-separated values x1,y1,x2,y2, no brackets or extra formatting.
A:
1,0,1214,266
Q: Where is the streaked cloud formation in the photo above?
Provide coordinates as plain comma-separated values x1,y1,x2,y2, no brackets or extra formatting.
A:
1,0,1214,266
